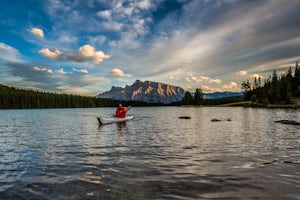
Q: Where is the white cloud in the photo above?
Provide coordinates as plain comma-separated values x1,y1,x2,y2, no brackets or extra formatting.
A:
39,48,63,60
97,10,111,19
111,68,131,77
190,76,222,84
57,68,69,75
235,71,247,76
200,82,240,93
0,42,22,62
78,69,89,74
68,44,111,64
209,78,223,84
137,0,152,9
33,66,53,73
223,82,238,89
30,28,44,38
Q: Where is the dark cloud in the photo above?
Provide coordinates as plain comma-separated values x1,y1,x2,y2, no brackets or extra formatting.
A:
5,62,59,91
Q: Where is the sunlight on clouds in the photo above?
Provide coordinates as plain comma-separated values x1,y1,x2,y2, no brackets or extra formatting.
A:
30,28,44,38
223,82,238,90
201,82,240,93
78,69,88,74
39,45,110,64
56,86,93,96
57,68,69,75
33,66,53,73
68,44,111,64
191,76,222,84
111,68,131,77
235,71,247,76
39,48,63,60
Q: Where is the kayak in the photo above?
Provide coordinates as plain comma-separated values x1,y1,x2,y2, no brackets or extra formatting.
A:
97,115,134,125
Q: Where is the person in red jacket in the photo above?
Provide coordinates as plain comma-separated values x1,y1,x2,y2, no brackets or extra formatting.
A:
114,103,127,118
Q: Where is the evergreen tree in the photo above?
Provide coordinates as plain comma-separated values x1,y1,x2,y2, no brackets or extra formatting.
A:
241,80,251,100
194,88,204,105
181,91,193,105
294,61,300,96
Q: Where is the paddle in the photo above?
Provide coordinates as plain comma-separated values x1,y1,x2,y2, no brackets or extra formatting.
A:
126,106,132,112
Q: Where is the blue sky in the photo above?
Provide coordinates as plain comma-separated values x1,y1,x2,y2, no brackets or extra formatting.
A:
1,0,300,95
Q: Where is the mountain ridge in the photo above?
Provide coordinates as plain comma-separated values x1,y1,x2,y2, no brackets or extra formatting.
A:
96,80,185,104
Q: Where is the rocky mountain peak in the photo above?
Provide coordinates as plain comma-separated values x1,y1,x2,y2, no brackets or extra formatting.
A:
96,80,185,104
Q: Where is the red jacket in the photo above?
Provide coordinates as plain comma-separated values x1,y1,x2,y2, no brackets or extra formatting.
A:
115,107,127,118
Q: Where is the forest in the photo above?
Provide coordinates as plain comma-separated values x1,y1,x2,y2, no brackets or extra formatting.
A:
0,84,161,109
242,62,300,105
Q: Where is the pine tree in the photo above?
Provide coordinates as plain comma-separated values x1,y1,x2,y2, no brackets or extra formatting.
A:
181,91,193,105
194,88,203,105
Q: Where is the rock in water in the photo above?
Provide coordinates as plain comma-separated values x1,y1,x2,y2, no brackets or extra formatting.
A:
179,116,191,119
274,120,300,125
211,119,222,122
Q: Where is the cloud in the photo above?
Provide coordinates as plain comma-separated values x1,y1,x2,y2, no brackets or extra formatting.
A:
55,86,93,95
190,76,222,84
111,68,131,77
5,62,59,91
235,71,247,76
170,75,180,81
57,68,69,75
200,82,240,93
97,10,111,19
0,42,23,63
223,82,238,90
39,48,63,60
30,28,44,38
77,69,89,74
39,45,110,64
68,44,111,64
33,66,53,73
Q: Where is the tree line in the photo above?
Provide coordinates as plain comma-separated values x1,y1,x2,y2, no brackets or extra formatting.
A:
181,88,243,106
242,62,300,105
0,84,161,109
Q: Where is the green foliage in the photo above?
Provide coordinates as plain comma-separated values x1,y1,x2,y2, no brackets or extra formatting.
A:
242,62,300,105
181,91,194,105
194,88,204,105
181,88,204,105
0,84,161,109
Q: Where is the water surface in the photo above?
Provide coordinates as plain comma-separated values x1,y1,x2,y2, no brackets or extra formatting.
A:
0,107,299,199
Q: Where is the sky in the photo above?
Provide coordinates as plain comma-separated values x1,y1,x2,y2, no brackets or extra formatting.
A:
1,0,300,96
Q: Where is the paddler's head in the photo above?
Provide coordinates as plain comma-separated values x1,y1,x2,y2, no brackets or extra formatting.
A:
118,103,123,109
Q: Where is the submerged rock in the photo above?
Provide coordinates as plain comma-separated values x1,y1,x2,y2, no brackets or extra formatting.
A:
179,116,191,119
211,119,221,122
274,120,300,125
211,118,232,122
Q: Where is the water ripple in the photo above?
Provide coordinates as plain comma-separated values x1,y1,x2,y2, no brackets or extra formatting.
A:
0,107,299,199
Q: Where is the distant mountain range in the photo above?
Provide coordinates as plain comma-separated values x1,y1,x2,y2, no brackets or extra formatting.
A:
96,80,243,104
203,92,243,99
96,80,185,104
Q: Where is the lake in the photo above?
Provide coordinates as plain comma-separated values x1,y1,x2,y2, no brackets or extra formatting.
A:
0,107,299,200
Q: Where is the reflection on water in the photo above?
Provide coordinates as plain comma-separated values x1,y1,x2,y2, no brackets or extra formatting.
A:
0,107,299,200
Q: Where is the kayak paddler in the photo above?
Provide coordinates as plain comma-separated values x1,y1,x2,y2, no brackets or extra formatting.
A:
114,103,127,118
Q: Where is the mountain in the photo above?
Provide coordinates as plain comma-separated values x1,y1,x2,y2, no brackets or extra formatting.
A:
96,80,185,104
203,92,243,99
